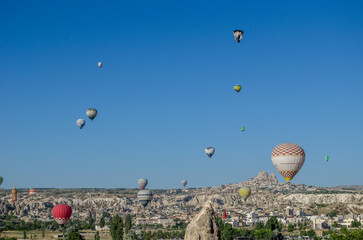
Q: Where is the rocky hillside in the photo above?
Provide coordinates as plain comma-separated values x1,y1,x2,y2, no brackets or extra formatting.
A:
1,171,362,222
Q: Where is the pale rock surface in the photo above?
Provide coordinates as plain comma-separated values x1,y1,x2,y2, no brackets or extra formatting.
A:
184,201,220,240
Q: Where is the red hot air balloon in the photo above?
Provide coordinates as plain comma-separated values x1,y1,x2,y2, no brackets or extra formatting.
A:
52,204,72,225
223,209,226,220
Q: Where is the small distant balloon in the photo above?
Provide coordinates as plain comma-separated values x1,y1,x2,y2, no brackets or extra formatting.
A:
233,30,244,43
76,119,86,129
234,84,242,93
0,176,3,186
205,147,215,158
238,187,251,201
86,108,98,121
137,189,153,208
138,178,148,190
181,180,188,188
98,62,103,68
241,126,245,132
325,155,329,162
29,188,36,196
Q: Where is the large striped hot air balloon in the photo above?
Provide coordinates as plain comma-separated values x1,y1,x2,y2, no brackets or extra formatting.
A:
12,187,17,202
138,178,148,190
52,204,72,225
29,188,35,196
238,187,251,201
271,143,305,182
137,190,153,208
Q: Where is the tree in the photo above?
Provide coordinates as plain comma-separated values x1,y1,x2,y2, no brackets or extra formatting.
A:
110,215,123,240
124,215,132,234
23,230,27,239
67,232,84,240
306,229,316,238
99,217,105,228
351,221,361,228
265,217,282,232
288,224,295,232
94,231,100,240
221,223,237,240
42,229,45,238
332,222,339,228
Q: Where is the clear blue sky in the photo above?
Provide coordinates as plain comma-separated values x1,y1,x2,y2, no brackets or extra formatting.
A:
1,1,362,189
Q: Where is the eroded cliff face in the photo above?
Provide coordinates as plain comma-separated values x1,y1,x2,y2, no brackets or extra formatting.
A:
184,201,220,240
1,171,362,221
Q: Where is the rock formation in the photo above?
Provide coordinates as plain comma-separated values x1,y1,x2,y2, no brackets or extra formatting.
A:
184,201,220,240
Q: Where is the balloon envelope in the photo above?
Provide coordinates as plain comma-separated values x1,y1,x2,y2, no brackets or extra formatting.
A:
76,119,86,129
86,108,98,120
52,204,72,225
325,155,329,162
137,190,152,207
29,188,36,196
205,147,215,158
138,178,148,190
181,180,188,188
233,30,243,43
238,187,251,201
271,143,305,182
234,84,242,93
0,176,3,185
98,62,103,68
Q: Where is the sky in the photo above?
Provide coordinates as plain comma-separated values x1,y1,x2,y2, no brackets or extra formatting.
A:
1,1,362,189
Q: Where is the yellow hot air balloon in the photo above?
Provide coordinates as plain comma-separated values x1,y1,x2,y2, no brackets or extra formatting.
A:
234,84,242,93
271,143,305,182
238,187,251,201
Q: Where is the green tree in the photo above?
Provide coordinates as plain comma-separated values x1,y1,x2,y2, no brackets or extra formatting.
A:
124,215,132,234
99,217,105,228
23,231,27,239
94,231,100,240
110,215,123,240
67,232,84,240
221,223,237,240
42,229,45,239
287,224,295,232
265,217,282,232
306,229,316,238
332,222,339,228
351,221,361,228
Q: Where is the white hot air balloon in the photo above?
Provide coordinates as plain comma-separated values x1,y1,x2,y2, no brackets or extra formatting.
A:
86,108,98,121
138,178,148,190
205,147,215,158
76,119,86,129
271,143,305,182
98,62,103,68
181,180,188,188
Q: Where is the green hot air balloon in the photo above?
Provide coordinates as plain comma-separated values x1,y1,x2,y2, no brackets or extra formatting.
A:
238,187,251,201
241,126,245,132
325,155,329,162
0,176,3,186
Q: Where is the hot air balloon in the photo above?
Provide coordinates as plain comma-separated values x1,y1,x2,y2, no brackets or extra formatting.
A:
233,30,243,43
29,188,36,196
241,126,245,132
0,176,3,186
234,84,242,93
98,62,103,68
52,204,72,225
205,147,215,158
325,155,329,162
271,143,305,182
86,108,98,121
138,178,148,190
76,119,86,129
181,180,188,188
238,187,251,201
223,209,227,220
12,187,17,202
137,190,153,208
